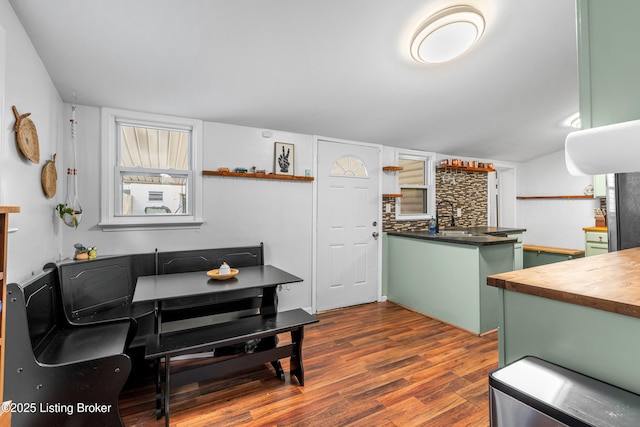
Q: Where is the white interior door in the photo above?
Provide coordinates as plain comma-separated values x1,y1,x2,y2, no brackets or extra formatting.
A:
316,139,380,312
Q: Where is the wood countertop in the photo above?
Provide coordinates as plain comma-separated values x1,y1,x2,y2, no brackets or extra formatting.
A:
0,206,20,214
522,245,585,256
487,247,640,319
583,226,607,232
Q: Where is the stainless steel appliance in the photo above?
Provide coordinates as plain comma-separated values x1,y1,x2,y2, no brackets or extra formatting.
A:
489,356,640,426
605,172,640,251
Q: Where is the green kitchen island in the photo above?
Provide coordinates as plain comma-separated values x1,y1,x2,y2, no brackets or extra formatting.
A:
386,228,521,335
487,247,640,395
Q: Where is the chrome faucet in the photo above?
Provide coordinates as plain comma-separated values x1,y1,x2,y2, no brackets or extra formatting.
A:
435,200,456,234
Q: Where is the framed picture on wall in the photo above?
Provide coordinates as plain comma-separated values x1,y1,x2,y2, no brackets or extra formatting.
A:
274,142,294,176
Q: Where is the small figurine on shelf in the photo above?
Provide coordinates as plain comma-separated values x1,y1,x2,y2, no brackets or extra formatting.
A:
73,242,96,260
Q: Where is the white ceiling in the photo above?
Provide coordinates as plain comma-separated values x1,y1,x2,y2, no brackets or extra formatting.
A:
9,0,579,163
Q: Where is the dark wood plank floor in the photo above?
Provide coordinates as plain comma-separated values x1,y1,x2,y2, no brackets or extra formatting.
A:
120,301,498,426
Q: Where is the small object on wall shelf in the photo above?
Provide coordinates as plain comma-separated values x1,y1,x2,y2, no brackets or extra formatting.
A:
274,142,295,176
383,166,404,172
203,170,313,182
382,194,403,198
516,195,595,200
437,165,495,173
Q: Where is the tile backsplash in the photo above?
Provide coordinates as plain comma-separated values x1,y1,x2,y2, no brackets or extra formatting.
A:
383,168,489,232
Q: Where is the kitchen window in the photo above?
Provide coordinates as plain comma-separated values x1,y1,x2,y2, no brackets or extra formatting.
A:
396,153,435,219
100,108,203,229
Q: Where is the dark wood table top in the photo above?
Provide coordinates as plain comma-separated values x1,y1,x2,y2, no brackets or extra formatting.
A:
132,265,302,303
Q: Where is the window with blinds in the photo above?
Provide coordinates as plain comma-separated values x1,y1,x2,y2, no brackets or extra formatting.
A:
100,107,203,228
397,155,434,218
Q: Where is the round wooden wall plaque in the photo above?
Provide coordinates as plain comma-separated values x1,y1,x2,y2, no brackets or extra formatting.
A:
12,105,40,164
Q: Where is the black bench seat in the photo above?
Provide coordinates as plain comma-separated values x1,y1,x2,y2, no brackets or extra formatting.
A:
36,321,132,365
145,308,318,426
145,308,318,360
4,268,135,427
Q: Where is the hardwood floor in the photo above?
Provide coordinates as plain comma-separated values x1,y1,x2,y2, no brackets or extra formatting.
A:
120,301,498,426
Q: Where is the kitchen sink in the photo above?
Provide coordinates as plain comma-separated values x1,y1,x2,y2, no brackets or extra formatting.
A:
437,230,479,237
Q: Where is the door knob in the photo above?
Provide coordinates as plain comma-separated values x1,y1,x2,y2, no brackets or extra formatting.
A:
372,232,379,238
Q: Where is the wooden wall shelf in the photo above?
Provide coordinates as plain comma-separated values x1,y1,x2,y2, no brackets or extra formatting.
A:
382,166,403,172
203,170,314,182
0,206,20,214
437,165,495,173
517,195,594,200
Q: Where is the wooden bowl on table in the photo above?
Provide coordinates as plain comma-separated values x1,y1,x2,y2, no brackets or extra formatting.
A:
207,268,239,280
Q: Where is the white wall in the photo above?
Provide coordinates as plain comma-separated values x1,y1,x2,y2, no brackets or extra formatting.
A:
0,0,64,283
1,0,592,301
517,149,599,249
59,105,314,310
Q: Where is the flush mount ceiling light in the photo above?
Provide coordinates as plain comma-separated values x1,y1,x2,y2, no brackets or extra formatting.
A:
410,5,485,64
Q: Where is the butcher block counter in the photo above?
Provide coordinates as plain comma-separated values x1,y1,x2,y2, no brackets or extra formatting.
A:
487,247,640,395
487,247,640,318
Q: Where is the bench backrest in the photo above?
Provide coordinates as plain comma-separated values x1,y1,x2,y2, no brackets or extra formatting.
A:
56,244,263,324
20,268,61,357
59,255,132,321
157,244,264,274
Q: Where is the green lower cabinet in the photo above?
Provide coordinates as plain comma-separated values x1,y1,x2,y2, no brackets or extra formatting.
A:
498,289,640,396
381,232,389,298
386,235,514,335
508,233,523,270
585,231,608,256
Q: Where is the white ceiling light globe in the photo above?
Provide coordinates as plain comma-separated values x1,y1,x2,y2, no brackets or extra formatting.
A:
411,6,485,64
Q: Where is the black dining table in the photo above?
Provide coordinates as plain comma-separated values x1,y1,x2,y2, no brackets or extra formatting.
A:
133,264,304,420
132,264,304,334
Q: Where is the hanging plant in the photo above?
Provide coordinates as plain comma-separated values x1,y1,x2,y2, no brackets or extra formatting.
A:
55,203,79,228
57,98,83,228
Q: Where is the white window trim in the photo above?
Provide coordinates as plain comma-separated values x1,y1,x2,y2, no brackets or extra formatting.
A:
395,150,435,221
100,108,203,230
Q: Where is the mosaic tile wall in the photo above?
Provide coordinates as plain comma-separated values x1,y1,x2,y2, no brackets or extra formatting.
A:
383,169,489,232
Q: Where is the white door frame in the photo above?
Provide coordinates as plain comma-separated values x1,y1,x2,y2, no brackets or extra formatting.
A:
311,135,383,313
494,166,517,227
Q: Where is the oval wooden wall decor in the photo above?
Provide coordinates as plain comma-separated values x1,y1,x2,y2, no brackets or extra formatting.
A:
12,105,40,164
41,154,57,198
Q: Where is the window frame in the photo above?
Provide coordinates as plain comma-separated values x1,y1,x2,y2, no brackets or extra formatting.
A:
395,151,435,220
100,108,203,230
330,154,369,177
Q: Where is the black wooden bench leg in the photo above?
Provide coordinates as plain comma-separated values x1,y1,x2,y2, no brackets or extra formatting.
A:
155,358,162,420
290,327,305,386
165,355,171,427
271,360,285,381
